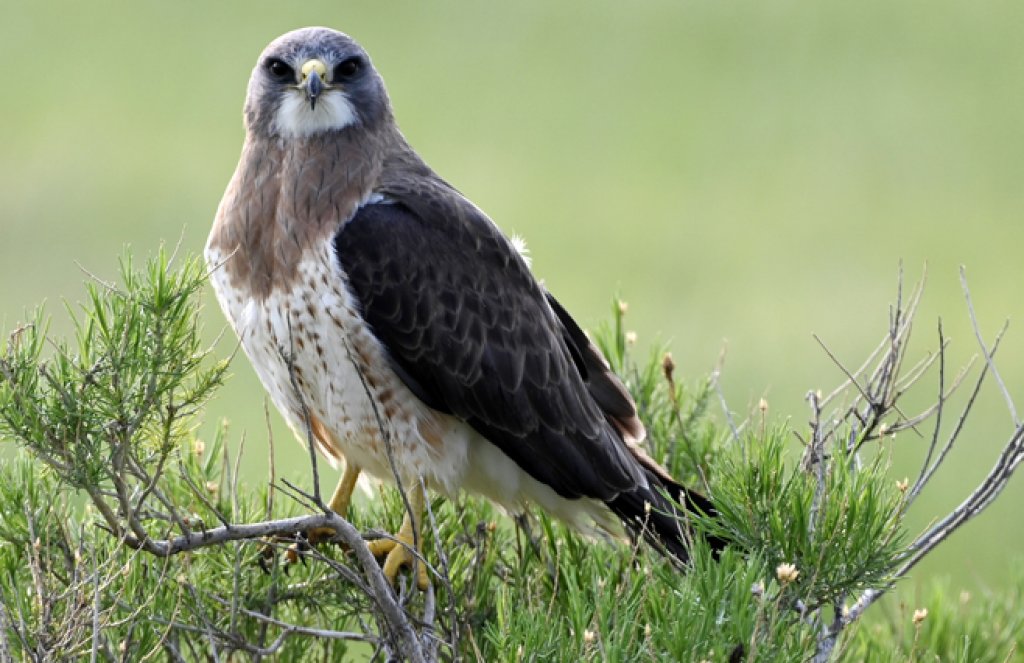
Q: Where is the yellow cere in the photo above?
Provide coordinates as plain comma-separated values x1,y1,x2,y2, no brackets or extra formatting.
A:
301,59,328,80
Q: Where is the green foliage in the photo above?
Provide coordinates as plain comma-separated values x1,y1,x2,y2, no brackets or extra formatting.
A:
843,570,1024,663
710,437,907,607
0,251,226,496
478,528,812,662
594,299,718,487
0,257,1016,661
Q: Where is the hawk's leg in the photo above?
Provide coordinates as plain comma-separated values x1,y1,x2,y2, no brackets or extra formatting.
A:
329,461,362,515
306,462,362,545
367,482,430,591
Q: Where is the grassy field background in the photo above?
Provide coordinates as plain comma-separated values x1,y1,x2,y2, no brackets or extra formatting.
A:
2,0,1022,602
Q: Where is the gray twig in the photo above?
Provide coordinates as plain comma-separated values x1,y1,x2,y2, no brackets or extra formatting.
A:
812,269,1024,660
960,267,1018,425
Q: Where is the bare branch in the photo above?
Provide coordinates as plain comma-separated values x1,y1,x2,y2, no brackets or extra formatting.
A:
814,269,1024,658
961,268,1018,425
281,320,323,509
203,591,379,646
273,331,429,662
710,342,743,445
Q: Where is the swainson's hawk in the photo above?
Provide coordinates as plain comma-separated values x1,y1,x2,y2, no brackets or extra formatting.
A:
206,27,724,589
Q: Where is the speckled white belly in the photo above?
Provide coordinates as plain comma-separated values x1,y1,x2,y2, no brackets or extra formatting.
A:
206,240,621,537
205,241,464,486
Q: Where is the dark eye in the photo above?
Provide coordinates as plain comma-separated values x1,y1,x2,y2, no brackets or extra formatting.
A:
265,58,294,82
333,57,363,81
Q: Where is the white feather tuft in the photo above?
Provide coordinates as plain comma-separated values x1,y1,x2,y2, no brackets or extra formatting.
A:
273,91,357,138
510,234,532,267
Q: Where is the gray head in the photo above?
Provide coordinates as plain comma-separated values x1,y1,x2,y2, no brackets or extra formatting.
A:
243,27,391,139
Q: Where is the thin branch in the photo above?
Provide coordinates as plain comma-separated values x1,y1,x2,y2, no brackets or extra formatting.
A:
909,321,1006,508
710,342,742,445
812,334,874,407
340,338,432,593
281,320,323,509
264,398,275,520
203,591,378,645
278,334,428,662
817,271,1024,655
961,267,1018,425
817,333,888,409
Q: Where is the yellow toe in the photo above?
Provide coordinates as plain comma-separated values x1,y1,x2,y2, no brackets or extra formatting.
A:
367,534,430,591
306,526,337,546
366,537,397,557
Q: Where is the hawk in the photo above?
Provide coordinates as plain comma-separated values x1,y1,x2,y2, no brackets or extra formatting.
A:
206,27,724,589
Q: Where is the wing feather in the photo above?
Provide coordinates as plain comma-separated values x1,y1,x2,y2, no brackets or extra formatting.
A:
333,191,643,500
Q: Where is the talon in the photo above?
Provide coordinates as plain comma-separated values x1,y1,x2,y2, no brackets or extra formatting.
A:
258,543,276,574
366,537,396,557
367,535,430,591
365,483,431,591
284,538,310,568
306,526,339,546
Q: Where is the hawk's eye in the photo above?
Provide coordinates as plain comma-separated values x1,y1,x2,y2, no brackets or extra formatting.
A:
333,57,363,81
265,58,294,82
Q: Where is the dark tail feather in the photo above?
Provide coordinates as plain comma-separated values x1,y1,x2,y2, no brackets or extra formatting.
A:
606,469,728,563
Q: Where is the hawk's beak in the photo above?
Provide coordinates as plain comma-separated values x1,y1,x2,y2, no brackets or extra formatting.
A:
301,59,328,110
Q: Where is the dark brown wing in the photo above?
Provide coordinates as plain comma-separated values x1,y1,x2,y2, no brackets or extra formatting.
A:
333,187,644,501
544,292,645,444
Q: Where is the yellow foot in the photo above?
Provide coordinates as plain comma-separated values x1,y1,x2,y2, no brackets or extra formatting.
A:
364,480,430,590
305,526,339,546
367,534,430,591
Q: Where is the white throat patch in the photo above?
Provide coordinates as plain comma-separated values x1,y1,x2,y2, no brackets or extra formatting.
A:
273,91,357,138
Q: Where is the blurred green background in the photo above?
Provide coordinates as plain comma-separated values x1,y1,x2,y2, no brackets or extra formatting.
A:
2,1,1022,599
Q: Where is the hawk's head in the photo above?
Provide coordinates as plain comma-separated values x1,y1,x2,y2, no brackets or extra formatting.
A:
244,27,391,140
